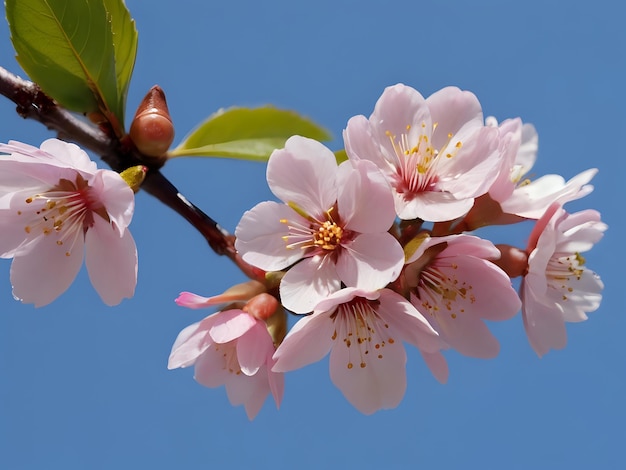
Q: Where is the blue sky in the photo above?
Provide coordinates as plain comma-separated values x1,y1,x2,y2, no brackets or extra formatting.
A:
0,1,624,468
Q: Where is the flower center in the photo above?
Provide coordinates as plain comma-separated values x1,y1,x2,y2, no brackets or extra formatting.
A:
385,122,463,195
18,175,107,256
547,252,587,301
414,261,475,322
280,204,349,254
313,220,343,250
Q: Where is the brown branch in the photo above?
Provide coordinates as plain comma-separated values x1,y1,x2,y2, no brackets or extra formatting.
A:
0,65,248,268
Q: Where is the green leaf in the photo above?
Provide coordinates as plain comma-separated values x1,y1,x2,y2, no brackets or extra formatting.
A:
171,106,332,161
334,149,348,164
6,0,137,131
103,0,138,127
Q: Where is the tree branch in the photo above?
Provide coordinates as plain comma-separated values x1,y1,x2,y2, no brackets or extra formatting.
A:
0,65,247,268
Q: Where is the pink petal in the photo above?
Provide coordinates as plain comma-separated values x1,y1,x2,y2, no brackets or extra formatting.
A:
208,309,257,343
272,312,335,372
40,139,98,172
522,281,567,357
224,367,270,420
194,346,234,387
426,86,484,150
280,256,341,314
420,351,449,384
89,170,135,235
343,115,389,171
85,216,137,306
370,84,432,151
168,317,216,369
336,232,404,291
237,322,274,376
10,227,85,307
329,327,407,414
397,191,474,222
336,159,395,233
235,201,305,271
439,126,501,198
266,136,338,217
175,292,216,309
376,289,441,354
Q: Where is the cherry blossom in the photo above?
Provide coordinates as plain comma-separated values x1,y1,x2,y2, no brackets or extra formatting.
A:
235,135,404,314
522,204,606,357
0,139,137,306
343,84,503,221
169,295,284,420
486,117,596,220
404,234,521,358
272,287,445,414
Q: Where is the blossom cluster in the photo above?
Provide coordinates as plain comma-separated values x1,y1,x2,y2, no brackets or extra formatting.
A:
167,84,606,418
0,84,605,419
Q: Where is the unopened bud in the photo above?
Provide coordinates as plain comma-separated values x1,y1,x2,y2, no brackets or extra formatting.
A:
119,165,148,193
243,293,279,321
493,244,529,278
129,85,175,157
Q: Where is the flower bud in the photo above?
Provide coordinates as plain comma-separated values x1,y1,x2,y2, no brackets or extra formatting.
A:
119,165,148,193
243,293,279,321
129,85,175,157
493,244,529,278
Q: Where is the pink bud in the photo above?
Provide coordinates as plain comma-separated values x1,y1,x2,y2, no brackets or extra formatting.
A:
243,293,279,321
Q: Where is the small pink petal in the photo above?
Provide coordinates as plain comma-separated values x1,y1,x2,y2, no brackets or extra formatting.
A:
208,309,257,344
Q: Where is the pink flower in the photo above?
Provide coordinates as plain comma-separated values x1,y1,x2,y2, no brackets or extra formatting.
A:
486,117,596,219
522,204,606,357
404,234,521,358
169,295,284,420
272,287,445,415
0,139,137,306
344,84,502,221
235,135,404,314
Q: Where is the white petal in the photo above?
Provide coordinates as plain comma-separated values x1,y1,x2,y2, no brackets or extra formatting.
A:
280,256,341,314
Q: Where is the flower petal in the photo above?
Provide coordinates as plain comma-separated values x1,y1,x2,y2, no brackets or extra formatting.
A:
208,309,257,344
336,232,404,290
336,159,395,233
235,201,305,271
168,317,216,369
84,216,137,306
266,136,338,217
329,326,407,414
237,321,274,376
272,312,335,372
280,256,341,313
10,228,85,307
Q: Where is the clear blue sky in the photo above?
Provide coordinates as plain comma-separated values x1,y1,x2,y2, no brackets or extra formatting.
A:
1,1,624,468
